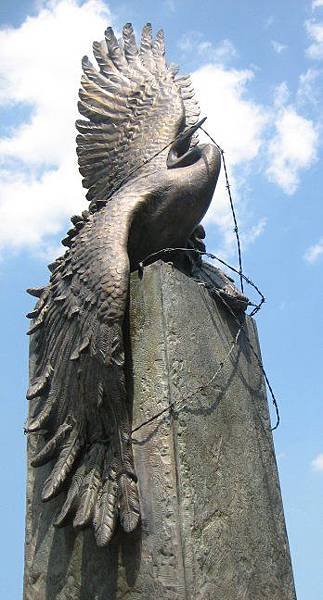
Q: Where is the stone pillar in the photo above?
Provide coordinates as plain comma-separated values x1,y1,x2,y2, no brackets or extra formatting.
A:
24,261,296,599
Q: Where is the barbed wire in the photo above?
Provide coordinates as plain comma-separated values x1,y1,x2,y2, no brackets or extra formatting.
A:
139,247,265,311
200,126,244,294
25,118,280,438
132,324,243,436
133,246,280,434
96,117,280,433
128,119,280,434
102,117,208,204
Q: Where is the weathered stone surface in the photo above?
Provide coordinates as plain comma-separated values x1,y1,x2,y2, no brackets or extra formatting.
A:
24,261,296,599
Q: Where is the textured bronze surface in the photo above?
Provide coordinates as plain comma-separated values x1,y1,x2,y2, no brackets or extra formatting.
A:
25,23,230,547
24,263,296,599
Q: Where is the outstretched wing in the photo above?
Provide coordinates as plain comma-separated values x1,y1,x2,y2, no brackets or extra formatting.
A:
76,22,200,209
27,199,139,546
26,23,200,547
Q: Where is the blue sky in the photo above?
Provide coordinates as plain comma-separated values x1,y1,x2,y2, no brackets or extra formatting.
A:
0,0,322,597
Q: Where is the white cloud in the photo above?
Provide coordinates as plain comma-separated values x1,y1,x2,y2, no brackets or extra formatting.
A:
304,237,323,263
311,453,323,471
271,40,287,54
193,66,267,168
242,218,267,246
0,162,83,250
297,68,321,106
0,3,320,261
198,39,237,62
264,16,274,29
266,98,318,194
273,81,290,106
192,65,268,254
163,0,176,12
0,0,113,256
192,64,319,254
312,0,323,9
306,19,323,59
178,32,237,63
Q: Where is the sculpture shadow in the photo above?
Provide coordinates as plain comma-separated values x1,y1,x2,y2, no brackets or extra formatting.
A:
200,286,272,442
25,453,79,599
79,526,142,600
27,461,142,600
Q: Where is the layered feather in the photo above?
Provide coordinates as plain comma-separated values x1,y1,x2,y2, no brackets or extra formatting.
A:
93,459,119,546
119,473,140,532
76,22,200,208
26,22,201,547
27,192,141,546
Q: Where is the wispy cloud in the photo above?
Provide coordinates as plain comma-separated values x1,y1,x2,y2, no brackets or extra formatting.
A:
265,83,318,194
193,63,319,253
271,40,287,54
312,0,323,9
178,32,237,63
266,106,318,194
0,0,112,257
306,19,323,59
0,2,320,261
297,68,321,106
264,16,274,29
163,0,176,13
311,453,323,471
242,218,267,246
198,39,237,62
192,65,268,254
308,0,323,58
304,237,323,263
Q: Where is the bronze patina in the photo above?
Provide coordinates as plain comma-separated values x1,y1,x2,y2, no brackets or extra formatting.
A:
25,23,241,547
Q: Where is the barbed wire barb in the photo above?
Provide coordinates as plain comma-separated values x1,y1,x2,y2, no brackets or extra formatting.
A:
130,121,280,434
200,125,244,294
25,119,280,436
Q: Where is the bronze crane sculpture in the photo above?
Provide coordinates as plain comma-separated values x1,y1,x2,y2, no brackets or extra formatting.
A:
26,23,223,547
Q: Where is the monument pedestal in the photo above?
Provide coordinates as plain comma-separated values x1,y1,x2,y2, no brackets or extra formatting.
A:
24,261,296,599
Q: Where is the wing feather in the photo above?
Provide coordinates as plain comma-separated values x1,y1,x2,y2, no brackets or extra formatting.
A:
41,427,83,501
123,22,139,66
119,474,140,532
31,420,73,467
27,199,140,544
26,21,201,547
27,363,53,399
94,475,118,546
76,22,200,207
54,470,86,527
73,443,105,528
28,391,58,433
92,448,119,546
105,27,128,73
